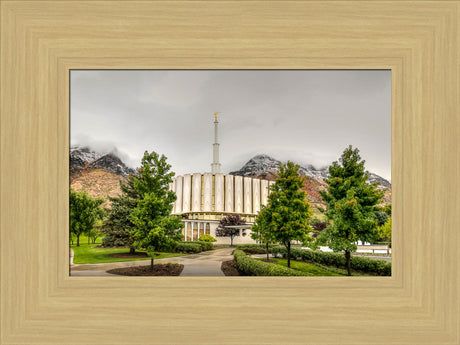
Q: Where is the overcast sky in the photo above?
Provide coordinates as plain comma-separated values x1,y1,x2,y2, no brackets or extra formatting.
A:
70,70,391,180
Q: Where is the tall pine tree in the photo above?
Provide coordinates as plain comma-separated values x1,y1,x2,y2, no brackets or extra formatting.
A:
319,145,384,276
255,161,313,268
101,174,139,253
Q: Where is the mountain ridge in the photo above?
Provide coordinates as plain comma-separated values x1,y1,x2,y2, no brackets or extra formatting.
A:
230,153,391,189
229,154,391,208
70,148,391,208
70,146,135,204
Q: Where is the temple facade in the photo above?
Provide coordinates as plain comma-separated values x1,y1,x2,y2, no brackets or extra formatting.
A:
170,173,273,244
169,113,273,244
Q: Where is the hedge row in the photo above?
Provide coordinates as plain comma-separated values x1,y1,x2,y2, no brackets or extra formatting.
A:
175,242,202,253
174,241,214,253
233,250,306,276
273,247,391,276
195,241,214,251
236,244,282,254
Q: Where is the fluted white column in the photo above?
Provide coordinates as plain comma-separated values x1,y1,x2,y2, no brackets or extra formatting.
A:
192,173,202,212
252,178,261,214
224,174,234,212
182,174,192,212
202,173,213,212
243,177,252,214
214,173,224,212
175,176,183,214
234,176,243,213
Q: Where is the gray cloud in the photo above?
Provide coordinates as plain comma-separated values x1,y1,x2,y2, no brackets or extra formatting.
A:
70,70,391,180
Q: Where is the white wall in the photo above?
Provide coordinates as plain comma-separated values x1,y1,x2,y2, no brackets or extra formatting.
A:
224,174,234,212
173,173,272,216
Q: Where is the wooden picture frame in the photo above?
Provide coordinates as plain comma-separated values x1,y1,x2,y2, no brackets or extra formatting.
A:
1,1,458,344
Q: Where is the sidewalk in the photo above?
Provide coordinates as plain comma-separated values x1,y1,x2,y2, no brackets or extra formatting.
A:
70,247,235,277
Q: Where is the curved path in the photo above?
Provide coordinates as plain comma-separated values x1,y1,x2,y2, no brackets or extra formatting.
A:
70,247,234,276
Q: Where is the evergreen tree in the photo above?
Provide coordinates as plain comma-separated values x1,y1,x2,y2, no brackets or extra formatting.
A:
69,189,105,246
215,214,246,247
128,151,183,270
255,161,314,268
374,211,389,227
318,146,384,275
101,174,139,253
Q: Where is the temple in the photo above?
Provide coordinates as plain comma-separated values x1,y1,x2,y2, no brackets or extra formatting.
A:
170,113,273,244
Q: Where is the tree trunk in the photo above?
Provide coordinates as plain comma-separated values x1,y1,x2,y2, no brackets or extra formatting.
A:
230,236,234,247
266,242,269,261
150,257,154,271
287,242,291,268
129,246,135,254
345,250,351,276
88,235,90,245
76,234,80,247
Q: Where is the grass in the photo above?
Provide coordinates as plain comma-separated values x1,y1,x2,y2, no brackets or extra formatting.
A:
257,258,344,276
70,236,186,264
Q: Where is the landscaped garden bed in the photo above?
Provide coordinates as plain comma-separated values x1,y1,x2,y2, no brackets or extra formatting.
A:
221,260,240,276
71,239,185,264
107,263,184,276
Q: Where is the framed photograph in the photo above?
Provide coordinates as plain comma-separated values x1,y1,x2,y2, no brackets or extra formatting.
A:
1,1,458,344
69,69,392,278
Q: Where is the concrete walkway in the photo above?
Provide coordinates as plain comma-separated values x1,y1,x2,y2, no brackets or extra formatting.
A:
70,247,234,277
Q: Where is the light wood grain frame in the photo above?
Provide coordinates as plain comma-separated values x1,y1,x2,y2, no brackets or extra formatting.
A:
1,1,459,344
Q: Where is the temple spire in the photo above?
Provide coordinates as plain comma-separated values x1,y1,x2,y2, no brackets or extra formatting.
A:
211,112,221,174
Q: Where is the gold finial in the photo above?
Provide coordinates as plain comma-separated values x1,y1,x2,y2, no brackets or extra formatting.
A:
215,112,219,121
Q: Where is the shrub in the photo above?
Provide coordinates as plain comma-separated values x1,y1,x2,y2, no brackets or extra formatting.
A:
276,248,391,276
198,234,217,242
233,250,306,276
175,242,202,253
195,241,214,251
236,244,281,255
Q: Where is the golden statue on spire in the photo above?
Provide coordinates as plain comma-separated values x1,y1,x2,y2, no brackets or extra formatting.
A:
215,112,219,121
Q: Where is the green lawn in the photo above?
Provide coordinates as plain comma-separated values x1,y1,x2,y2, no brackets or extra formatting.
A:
258,258,345,276
70,237,186,264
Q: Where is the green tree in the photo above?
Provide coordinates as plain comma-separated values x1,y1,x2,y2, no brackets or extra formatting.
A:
251,206,275,260
318,146,384,275
377,217,392,242
374,211,389,227
101,174,139,253
128,151,184,270
69,189,105,246
255,162,314,268
383,203,392,216
88,220,103,244
215,214,246,247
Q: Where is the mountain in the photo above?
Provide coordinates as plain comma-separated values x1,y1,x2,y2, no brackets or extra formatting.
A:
70,146,135,203
87,153,136,176
230,154,330,180
70,146,104,174
70,146,135,177
229,154,391,209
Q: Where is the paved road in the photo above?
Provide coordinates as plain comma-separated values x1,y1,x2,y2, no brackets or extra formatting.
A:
70,247,234,277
